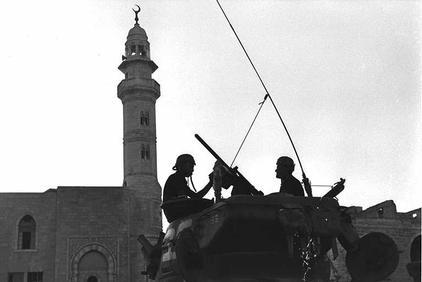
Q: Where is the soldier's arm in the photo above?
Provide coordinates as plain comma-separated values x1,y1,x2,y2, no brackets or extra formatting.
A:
188,180,213,199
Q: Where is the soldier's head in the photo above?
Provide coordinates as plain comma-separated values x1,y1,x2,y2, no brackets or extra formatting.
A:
173,154,196,177
276,156,295,179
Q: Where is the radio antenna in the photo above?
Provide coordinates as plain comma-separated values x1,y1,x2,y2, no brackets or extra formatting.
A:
215,0,312,196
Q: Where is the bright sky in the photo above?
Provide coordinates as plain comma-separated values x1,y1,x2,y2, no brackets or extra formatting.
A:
0,0,420,214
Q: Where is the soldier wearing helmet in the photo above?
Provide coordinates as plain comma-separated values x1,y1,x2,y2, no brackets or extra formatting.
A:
276,156,304,196
163,154,213,202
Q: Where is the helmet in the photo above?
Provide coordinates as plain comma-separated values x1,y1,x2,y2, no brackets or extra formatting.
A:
173,154,196,170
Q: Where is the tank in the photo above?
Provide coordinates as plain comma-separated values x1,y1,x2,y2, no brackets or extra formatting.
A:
138,136,399,281
139,192,399,282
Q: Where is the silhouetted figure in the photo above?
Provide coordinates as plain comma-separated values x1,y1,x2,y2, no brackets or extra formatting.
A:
276,156,304,196
163,154,213,201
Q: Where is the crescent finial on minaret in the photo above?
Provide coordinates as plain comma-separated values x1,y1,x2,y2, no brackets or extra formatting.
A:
132,4,141,25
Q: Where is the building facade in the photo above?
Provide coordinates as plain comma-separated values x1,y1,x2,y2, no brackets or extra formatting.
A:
0,13,162,282
330,200,421,282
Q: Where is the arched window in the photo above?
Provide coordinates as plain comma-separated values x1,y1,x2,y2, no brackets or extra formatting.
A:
137,45,144,56
18,215,36,249
145,144,150,160
140,144,150,160
140,111,150,127
145,112,149,126
130,45,136,55
141,145,146,159
87,276,98,282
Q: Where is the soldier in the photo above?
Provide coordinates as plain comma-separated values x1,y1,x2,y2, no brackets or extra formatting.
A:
163,154,213,202
275,156,304,196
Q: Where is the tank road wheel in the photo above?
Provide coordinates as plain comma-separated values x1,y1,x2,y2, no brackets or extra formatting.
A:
346,232,399,282
175,229,202,282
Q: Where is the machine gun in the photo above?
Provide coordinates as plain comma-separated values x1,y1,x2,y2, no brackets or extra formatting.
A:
195,134,263,196
323,178,346,198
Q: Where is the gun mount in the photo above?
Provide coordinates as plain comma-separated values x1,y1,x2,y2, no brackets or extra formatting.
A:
195,134,263,197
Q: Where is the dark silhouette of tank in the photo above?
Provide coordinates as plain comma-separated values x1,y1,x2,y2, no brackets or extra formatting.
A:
406,235,421,282
138,137,399,282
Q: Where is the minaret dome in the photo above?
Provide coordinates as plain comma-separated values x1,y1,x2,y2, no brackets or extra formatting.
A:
125,24,150,59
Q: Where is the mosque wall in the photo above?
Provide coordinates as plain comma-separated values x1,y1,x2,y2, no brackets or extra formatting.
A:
53,187,130,282
0,190,57,282
0,187,158,282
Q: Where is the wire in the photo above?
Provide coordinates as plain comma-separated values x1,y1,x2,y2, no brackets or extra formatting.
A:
215,0,307,178
189,176,197,192
216,0,270,102
230,97,267,167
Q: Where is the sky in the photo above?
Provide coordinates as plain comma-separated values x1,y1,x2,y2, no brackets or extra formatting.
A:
0,0,420,214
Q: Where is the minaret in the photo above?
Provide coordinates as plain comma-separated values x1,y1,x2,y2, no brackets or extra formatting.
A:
117,8,161,200
118,9,162,280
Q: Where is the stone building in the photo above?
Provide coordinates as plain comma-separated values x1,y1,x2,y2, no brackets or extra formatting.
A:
0,13,162,282
330,200,421,282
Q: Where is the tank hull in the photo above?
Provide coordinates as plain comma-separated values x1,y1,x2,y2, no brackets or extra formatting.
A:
158,194,339,281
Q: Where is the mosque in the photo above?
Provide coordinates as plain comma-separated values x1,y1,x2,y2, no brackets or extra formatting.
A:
0,10,162,282
0,8,420,282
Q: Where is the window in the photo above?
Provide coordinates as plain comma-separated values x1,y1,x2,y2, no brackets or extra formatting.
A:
8,272,43,282
145,144,150,160
18,215,36,249
377,208,384,218
8,273,24,282
130,45,136,55
141,144,150,160
141,145,146,159
28,272,43,282
140,111,150,126
139,45,146,56
145,112,149,126
22,232,32,249
87,277,98,282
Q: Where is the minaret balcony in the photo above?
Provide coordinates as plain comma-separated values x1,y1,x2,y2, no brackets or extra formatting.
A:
117,77,160,101
118,56,158,74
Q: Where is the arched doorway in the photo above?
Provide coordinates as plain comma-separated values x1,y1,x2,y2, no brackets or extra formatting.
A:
79,251,108,282
71,243,116,282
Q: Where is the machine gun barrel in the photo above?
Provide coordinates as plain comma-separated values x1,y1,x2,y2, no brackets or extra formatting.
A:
195,134,262,195
195,134,231,169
